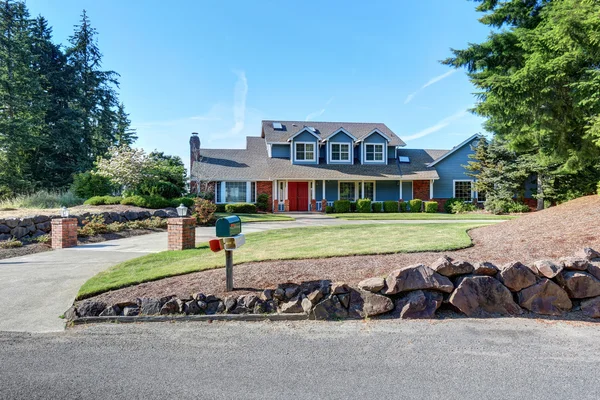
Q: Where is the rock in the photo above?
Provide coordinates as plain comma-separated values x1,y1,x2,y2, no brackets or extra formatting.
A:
279,296,304,313
358,277,386,293
123,211,139,221
77,300,107,317
31,230,46,238
18,218,33,227
384,264,454,295
430,255,453,271
0,225,10,234
238,294,258,309
394,290,443,319
559,257,588,271
64,305,79,320
26,224,36,233
498,262,538,292
138,298,163,315
123,306,139,316
4,218,19,228
224,296,237,312
138,211,151,220
165,209,178,218
331,282,350,295
587,262,600,281
556,271,600,299
517,278,572,316
581,296,600,318
284,286,300,300
197,301,207,310
338,293,350,309
160,298,183,315
259,289,273,301
449,276,522,317
32,215,49,224
183,300,203,315
35,221,51,232
348,289,394,318
99,306,118,317
273,288,285,300
152,209,168,218
433,256,474,277
192,292,206,302
205,300,225,315
10,226,28,239
301,297,313,314
472,262,499,276
311,296,348,320
574,247,600,261
253,300,266,314
533,260,563,279
0,234,10,241
307,289,324,305
205,294,219,303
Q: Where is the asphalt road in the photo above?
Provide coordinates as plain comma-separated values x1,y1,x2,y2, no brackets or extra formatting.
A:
2,318,599,400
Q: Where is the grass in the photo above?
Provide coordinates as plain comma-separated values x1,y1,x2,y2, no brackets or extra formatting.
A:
77,222,488,299
331,212,517,220
0,190,84,209
214,212,295,223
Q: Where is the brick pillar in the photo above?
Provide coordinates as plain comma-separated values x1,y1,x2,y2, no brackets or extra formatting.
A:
413,180,431,200
311,199,317,212
284,199,290,212
321,199,327,213
51,218,78,249
168,217,196,251
273,199,279,213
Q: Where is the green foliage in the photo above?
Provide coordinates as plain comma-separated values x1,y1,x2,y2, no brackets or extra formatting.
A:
399,201,408,212
325,205,334,214
0,190,83,209
83,195,122,206
215,204,226,213
372,202,382,213
194,198,217,225
120,195,171,209
333,200,351,213
225,203,257,214
451,201,477,214
383,201,398,213
444,198,463,214
0,238,23,248
350,201,357,212
71,171,114,199
408,199,422,213
171,197,195,208
136,152,186,199
256,193,269,212
356,199,372,213
424,201,438,213
78,215,167,237
485,199,530,215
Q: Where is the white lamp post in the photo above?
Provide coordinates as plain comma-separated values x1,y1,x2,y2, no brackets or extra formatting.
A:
60,206,70,218
176,203,188,218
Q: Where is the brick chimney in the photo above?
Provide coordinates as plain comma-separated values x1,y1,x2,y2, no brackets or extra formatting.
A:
190,132,200,193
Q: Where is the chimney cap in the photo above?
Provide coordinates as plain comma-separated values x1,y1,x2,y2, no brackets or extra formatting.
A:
191,132,199,135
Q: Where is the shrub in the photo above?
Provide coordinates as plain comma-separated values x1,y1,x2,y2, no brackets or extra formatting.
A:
195,198,217,225
71,172,114,198
399,201,408,212
451,201,477,214
408,199,422,213
485,198,529,214
32,234,50,244
333,200,351,213
0,238,23,248
325,205,334,213
508,202,530,213
171,197,195,208
84,195,122,206
78,215,108,237
383,201,398,213
121,195,172,209
256,193,269,212
137,180,183,199
215,204,226,213
356,198,372,213
120,195,146,207
444,198,463,214
424,201,438,213
0,190,84,209
350,201,357,212
372,202,382,212
225,203,257,213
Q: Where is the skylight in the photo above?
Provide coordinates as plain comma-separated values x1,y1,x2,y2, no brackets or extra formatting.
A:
272,122,283,130
399,156,410,163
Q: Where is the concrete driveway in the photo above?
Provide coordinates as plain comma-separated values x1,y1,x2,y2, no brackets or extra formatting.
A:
0,214,503,333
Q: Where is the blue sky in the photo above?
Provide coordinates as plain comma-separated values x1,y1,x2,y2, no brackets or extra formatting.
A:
28,0,490,171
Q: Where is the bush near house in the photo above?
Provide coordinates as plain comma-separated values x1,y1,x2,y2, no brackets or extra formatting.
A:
71,172,114,198
120,195,172,209
444,198,463,214
256,193,269,212
325,205,334,213
215,204,226,213
225,203,257,213
356,199,372,213
399,201,408,212
383,200,398,213
372,202,382,212
84,195,123,206
451,201,477,214
333,200,351,213
194,198,217,225
424,201,438,213
170,197,195,208
408,199,422,213
484,198,529,214
350,201,357,212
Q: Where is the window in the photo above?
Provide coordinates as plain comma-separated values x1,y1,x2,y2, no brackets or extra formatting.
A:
340,182,356,201
215,182,221,203
251,182,256,203
363,182,374,200
331,143,350,162
225,182,247,203
365,144,384,162
453,180,473,201
295,142,315,161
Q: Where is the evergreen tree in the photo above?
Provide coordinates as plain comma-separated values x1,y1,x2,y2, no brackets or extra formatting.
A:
115,103,137,146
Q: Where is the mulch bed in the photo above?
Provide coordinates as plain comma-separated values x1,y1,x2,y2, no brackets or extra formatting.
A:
0,242,52,260
85,195,600,305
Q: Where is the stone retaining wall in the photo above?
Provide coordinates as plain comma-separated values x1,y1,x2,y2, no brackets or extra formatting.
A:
68,247,600,322
0,208,179,241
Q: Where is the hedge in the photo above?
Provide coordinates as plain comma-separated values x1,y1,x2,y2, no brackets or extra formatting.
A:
356,199,372,213
444,198,463,214
225,203,257,213
408,199,422,213
399,201,408,212
120,195,172,209
84,195,122,206
424,201,438,213
325,205,334,213
171,197,195,208
334,200,351,213
372,202,382,212
383,200,398,213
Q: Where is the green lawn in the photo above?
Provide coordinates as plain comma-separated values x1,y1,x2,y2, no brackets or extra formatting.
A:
214,213,295,222
77,223,489,299
331,212,517,220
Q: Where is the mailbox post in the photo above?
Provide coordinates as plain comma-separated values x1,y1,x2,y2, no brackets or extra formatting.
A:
212,216,244,292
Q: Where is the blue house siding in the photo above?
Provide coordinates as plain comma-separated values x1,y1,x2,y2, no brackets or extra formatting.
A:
292,130,319,165
376,180,398,201
271,144,290,158
432,143,475,198
327,132,354,164
325,180,338,200
315,180,323,201
402,181,413,201
387,145,396,161
362,132,388,165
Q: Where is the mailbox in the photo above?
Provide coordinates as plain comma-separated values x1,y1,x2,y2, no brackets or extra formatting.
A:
223,234,245,251
215,215,242,238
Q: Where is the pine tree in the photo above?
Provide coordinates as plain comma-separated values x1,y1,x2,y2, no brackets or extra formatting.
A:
115,103,137,146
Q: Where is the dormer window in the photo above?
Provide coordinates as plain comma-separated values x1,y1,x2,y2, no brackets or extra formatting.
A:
295,142,315,161
365,144,384,162
331,143,350,162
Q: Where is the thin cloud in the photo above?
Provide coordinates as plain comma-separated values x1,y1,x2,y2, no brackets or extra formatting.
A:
403,110,468,141
404,69,458,104
306,97,334,121
230,70,248,135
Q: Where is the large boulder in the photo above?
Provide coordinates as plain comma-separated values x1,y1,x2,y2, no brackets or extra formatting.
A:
311,295,348,320
4,218,19,229
0,225,10,234
77,300,107,317
237,294,258,309
348,289,394,318
472,262,499,276
279,296,304,313
307,289,324,305
559,257,588,271
160,298,183,315
204,300,225,315
384,264,454,295
517,278,572,316
587,262,600,281
183,300,203,315
556,271,600,299
498,262,538,292
123,211,140,221
99,306,118,317
138,298,163,315
432,256,474,277
35,221,51,232
449,276,522,317
10,226,28,239
533,260,563,279
581,296,600,318
331,282,350,295
358,277,386,293
394,290,443,319
574,247,600,261
32,215,49,224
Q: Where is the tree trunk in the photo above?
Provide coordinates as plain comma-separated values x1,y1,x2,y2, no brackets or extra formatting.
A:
537,174,544,211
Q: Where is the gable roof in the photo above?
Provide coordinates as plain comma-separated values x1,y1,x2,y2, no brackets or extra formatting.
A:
262,120,405,147
426,133,482,167
360,128,390,142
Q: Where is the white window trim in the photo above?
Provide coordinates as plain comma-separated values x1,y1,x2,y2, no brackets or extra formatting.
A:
338,181,357,201
293,141,317,163
328,142,352,164
362,143,386,163
217,181,257,204
452,179,475,201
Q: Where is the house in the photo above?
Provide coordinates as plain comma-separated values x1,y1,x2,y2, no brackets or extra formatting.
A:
189,120,495,212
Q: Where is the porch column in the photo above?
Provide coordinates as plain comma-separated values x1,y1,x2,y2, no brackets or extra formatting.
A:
361,181,364,199
322,180,326,200
311,180,316,211
430,179,434,200
399,180,403,200
273,179,278,213
284,180,289,212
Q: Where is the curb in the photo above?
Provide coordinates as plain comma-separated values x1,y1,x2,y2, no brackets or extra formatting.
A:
71,313,309,325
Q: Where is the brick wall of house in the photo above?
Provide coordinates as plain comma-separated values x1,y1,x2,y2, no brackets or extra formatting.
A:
167,217,196,250
431,198,448,212
413,180,431,201
51,218,78,249
256,181,273,212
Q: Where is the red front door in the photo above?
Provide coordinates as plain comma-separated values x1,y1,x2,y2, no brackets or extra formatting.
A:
288,182,309,211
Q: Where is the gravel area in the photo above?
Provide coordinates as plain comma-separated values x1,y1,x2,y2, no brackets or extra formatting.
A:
86,195,600,305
